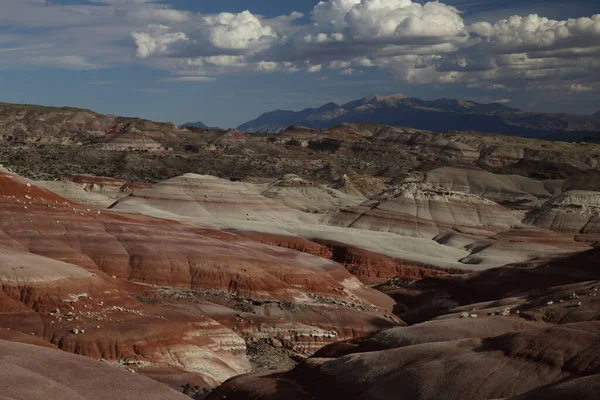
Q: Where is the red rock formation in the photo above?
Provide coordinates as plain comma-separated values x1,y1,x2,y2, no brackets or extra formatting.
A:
0,169,397,389
230,230,334,260
0,171,70,203
314,239,455,285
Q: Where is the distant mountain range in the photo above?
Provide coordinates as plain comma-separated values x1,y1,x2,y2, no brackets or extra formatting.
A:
180,121,222,130
594,111,600,117
237,94,600,141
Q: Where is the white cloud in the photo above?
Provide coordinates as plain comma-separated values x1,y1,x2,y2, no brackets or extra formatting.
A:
470,14,600,52
355,57,376,67
306,64,323,73
132,25,188,58
329,60,351,69
346,1,466,40
163,76,216,82
0,0,598,100
312,0,360,31
203,11,278,51
570,83,594,92
202,55,246,66
307,0,467,45
119,4,600,94
275,11,305,22
255,61,279,72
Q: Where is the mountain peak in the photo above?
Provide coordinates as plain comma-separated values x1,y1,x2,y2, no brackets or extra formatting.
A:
181,121,209,129
384,93,407,101
180,121,223,130
237,93,600,138
363,94,384,102
353,93,407,106
317,102,340,112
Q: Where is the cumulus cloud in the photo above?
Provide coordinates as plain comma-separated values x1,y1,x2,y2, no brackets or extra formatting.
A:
417,13,600,88
377,54,461,84
275,11,305,22
255,61,279,73
470,14,600,52
2,0,600,98
124,1,599,92
312,0,359,31
132,25,188,58
307,0,468,46
203,11,278,51
345,1,466,40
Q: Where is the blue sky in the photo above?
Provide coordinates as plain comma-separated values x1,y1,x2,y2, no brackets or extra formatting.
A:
0,0,599,128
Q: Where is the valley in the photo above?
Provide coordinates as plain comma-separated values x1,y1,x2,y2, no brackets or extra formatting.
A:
0,103,598,399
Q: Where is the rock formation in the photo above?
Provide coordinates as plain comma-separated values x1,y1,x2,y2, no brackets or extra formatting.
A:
259,174,364,213
0,167,398,392
1,101,600,399
329,182,521,239
424,165,559,208
208,248,600,400
525,190,600,236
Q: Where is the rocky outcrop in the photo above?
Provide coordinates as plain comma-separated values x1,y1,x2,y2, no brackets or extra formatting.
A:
35,174,143,208
100,131,165,151
0,103,180,148
210,129,248,150
107,171,592,273
0,168,398,390
424,165,559,208
110,173,310,224
207,249,600,400
329,182,521,239
524,190,600,235
453,227,590,268
210,321,600,400
259,174,363,213
312,240,453,285
2,101,600,399
331,174,387,198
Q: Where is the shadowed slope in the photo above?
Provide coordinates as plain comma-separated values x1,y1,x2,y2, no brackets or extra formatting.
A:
0,339,190,400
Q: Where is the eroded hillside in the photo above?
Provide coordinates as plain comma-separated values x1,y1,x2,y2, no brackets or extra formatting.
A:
0,103,598,399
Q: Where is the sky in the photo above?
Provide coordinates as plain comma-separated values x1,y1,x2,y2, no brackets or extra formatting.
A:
0,0,599,128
